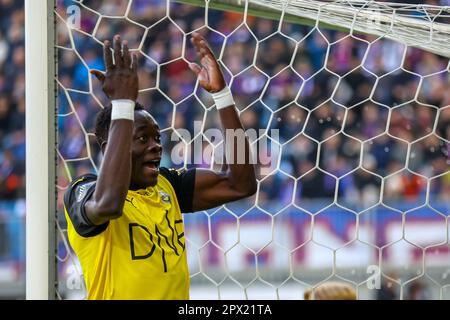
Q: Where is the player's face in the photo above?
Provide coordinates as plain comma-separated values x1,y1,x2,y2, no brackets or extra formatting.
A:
130,110,162,189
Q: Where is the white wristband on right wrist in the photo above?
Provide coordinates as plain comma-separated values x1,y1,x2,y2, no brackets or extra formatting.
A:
211,86,235,110
111,99,135,121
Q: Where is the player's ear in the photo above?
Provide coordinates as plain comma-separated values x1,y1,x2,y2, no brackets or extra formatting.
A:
101,141,107,154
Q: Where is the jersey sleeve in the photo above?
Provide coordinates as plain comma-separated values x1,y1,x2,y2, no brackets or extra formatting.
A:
63,174,109,237
159,167,196,213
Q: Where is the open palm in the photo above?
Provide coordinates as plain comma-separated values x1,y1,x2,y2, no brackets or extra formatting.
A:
189,32,226,93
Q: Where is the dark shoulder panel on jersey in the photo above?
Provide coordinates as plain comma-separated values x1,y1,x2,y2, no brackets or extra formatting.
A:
159,167,196,213
63,174,109,237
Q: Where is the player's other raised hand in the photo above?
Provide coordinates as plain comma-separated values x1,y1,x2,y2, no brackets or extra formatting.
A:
188,32,226,93
90,34,139,101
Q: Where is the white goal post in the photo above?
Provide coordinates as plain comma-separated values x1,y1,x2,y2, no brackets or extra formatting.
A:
25,0,56,300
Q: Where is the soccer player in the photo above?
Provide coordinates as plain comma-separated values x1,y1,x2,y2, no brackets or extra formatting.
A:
63,33,256,299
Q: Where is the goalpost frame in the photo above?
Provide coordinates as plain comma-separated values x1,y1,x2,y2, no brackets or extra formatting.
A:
25,0,57,300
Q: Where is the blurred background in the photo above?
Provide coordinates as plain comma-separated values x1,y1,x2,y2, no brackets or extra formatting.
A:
0,0,449,299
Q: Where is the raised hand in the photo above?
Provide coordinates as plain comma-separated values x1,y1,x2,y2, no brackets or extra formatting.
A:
189,32,226,93
90,35,139,101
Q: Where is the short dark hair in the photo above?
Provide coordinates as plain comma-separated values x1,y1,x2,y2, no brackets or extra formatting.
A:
95,102,145,147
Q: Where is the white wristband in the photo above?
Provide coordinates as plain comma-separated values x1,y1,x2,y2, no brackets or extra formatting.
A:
111,99,135,121
211,86,235,110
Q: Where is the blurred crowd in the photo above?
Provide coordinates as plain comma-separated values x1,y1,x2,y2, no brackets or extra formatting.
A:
0,0,25,200
0,0,449,211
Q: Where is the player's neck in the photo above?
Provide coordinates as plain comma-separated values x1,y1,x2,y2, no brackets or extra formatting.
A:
129,183,146,191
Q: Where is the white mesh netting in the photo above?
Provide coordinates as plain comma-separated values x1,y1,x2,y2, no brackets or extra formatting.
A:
55,0,449,299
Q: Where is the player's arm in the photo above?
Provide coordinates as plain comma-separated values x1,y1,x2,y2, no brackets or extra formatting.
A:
188,33,257,211
86,35,139,225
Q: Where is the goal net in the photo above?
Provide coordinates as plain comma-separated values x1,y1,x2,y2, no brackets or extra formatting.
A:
52,0,449,299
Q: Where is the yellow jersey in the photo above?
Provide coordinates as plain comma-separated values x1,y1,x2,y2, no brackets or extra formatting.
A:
63,167,196,300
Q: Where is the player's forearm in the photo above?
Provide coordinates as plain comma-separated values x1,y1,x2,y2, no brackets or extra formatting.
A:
218,106,257,196
93,120,133,217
